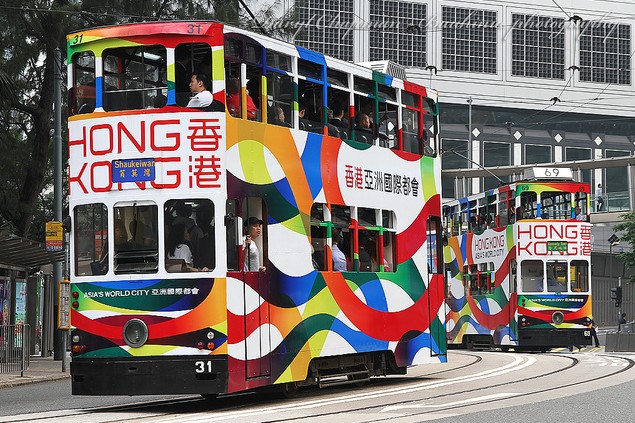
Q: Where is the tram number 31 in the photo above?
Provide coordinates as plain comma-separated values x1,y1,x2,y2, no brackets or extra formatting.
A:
195,361,213,373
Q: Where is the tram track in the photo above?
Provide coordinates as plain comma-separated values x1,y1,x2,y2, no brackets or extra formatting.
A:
3,352,632,423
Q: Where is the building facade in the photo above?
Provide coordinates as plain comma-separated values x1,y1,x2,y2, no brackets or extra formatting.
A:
282,0,635,324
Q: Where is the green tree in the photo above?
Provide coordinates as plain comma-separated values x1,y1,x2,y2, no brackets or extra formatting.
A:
614,212,635,283
0,0,281,241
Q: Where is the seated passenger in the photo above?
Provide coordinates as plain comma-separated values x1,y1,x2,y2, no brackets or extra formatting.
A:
226,77,257,119
167,223,208,272
269,105,291,127
355,113,373,144
187,73,213,108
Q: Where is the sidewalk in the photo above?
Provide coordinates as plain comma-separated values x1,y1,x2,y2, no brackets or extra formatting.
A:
0,355,71,389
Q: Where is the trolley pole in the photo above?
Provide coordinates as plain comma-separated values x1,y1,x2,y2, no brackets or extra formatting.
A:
53,47,65,365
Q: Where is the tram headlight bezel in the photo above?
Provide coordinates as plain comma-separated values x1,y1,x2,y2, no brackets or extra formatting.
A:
122,318,149,348
552,311,565,325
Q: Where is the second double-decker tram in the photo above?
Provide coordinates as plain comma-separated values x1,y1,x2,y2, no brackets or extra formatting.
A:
443,167,593,351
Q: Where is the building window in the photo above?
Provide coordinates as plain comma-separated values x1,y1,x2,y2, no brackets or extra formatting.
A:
441,138,468,198
511,14,565,79
294,0,354,62
565,147,591,185
369,0,426,67
483,141,510,190
525,144,552,164
441,6,497,74
579,21,631,85
605,149,630,195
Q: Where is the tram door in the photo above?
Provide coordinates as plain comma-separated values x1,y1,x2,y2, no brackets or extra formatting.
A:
427,218,445,356
241,199,271,379
508,260,518,343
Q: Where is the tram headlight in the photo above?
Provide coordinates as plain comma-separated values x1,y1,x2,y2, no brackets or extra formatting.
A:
122,319,149,348
552,311,565,325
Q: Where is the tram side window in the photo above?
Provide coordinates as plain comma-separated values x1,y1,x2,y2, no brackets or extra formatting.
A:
422,98,438,156
574,191,589,218
427,216,442,274
402,92,420,154
267,70,293,127
164,199,215,273
74,203,108,276
519,191,537,219
310,204,327,271
328,85,350,140
383,210,396,272
540,191,570,220
521,260,544,292
570,260,589,292
175,42,213,107
332,204,352,270
547,260,567,293
226,199,240,271
113,203,158,274
70,51,95,115
103,45,167,111
225,36,261,120
298,77,323,133
376,83,397,148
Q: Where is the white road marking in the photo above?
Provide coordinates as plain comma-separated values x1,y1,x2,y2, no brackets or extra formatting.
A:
150,355,537,422
381,392,520,412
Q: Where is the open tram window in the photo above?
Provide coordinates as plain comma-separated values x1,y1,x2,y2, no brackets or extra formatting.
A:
174,42,213,107
427,216,442,275
539,191,570,220
267,70,293,128
377,97,398,149
422,97,438,156
401,92,420,154
102,45,167,111
310,204,327,271
574,191,589,218
331,205,352,270
224,36,262,121
521,260,544,292
226,199,240,271
327,81,351,140
570,260,589,292
70,51,95,115
383,210,396,272
74,203,108,276
113,202,158,274
519,191,537,219
298,78,324,133
164,199,215,273
546,260,568,293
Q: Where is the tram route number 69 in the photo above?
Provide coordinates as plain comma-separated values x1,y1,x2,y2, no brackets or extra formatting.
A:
584,330,591,337
195,361,213,373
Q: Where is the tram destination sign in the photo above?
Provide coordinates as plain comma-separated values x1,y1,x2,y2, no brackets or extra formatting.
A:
112,158,156,183
547,241,568,252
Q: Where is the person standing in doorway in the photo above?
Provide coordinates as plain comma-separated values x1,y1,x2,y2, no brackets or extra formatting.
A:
243,217,266,272
596,183,604,212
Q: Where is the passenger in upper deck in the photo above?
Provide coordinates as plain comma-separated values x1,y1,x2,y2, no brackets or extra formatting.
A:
187,73,224,111
226,76,258,119
575,206,586,221
175,45,192,106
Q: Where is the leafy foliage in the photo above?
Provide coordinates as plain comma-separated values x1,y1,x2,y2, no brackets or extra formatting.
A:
614,212,635,283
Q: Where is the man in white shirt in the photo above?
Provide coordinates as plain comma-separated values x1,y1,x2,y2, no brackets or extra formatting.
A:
595,183,604,211
187,73,213,108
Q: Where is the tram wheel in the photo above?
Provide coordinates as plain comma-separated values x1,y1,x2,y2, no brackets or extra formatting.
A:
278,382,298,398
500,346,510,352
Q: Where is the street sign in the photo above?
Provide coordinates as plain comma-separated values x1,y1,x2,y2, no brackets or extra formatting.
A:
58,280,71,330
608,234,620,245
46,221,64,252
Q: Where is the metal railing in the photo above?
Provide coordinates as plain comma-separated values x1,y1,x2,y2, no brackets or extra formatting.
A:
593,191,631,213
0,324,30,376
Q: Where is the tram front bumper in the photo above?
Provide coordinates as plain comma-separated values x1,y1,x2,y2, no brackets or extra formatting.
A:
518,327,592,348
71,356,227,395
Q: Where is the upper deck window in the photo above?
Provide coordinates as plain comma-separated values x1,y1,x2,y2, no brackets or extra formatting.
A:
299,59,323,81
70,51,95,115
327,68,349,88
266,51,292,72
103,45,167,111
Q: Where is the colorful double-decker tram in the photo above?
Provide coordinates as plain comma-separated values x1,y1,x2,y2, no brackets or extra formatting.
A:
443,167,593,351
67,21,446,396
